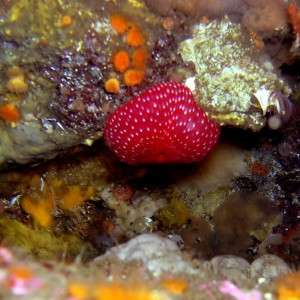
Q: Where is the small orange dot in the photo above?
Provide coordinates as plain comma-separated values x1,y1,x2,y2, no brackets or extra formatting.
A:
126,26,145,47
113,50,130,72
105,78,120,93
124,69,144,86
110,14,129,34
0,103,21,122
62,15,72,26
132,48,149,70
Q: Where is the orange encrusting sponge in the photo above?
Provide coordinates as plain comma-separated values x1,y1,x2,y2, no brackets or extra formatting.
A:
113,50,130,72
124,69,144,86
126,26,145,47
132,48,149,70
110,14,130,34
276,272,300,300
0,104,21,122
93,284,164,300
105,78,121,94
21,195,54,227
160,279,188,294
108,13,148,89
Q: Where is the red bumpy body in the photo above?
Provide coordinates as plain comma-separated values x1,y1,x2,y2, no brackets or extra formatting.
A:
104,81,220,164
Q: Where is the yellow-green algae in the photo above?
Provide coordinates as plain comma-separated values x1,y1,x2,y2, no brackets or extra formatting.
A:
2,0,94,49
155,197,190,228
1,0,161,49
0,218,97,261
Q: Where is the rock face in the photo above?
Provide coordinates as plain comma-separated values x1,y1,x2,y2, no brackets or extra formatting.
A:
145,0,288,32
0,0,294,167
0,0,165,166
178,17,291,131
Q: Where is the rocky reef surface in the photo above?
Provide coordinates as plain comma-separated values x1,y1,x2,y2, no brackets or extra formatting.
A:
1,0,299,166
0,0,300,299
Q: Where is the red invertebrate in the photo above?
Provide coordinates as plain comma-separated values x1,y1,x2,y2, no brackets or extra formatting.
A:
104,81,220,164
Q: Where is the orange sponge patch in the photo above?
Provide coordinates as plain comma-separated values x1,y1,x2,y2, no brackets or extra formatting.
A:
105,78,121,94
93,284,163,300
59,185,95,210
21,195,54,227
110,14,129,34
126,26,145,47
124,69,144,86
68,283,89,300
160,279,187,294
132,48,149,70
10,266,33,281
277,272,300,300
108,13,148,88
0,104,21,122
113,50,130,72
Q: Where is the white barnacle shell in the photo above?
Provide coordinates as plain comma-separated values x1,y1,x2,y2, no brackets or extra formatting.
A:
253,88,273,116
253,88,296,130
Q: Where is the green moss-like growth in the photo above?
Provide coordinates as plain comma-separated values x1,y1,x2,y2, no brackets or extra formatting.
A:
0,218,96,261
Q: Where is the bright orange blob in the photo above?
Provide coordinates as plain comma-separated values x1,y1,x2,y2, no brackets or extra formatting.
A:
20,175,55,227
126,26,145,47
68,283,89,300
132,48,149,70
10,266,33,280
21,195,54,227
110,14,129,34
0,104,21,122
59,185,95,210
105,78,121,94
277,272,300,300
62,15,72,26
124,69,144,86
93,284,164,300
113,50,130,72
160,279,187,294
